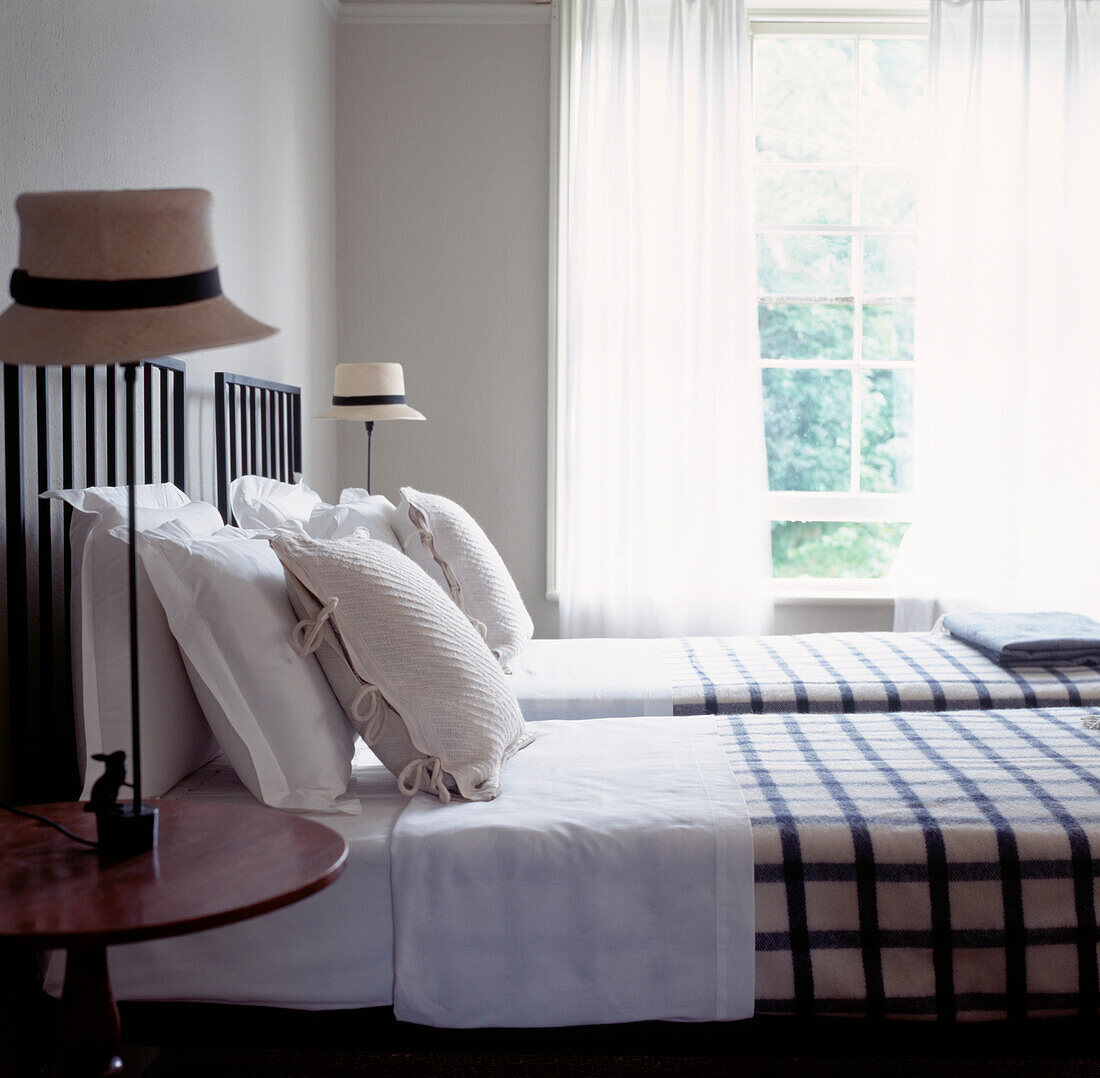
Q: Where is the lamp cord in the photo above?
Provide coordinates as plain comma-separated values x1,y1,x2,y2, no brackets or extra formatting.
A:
0,801,99,848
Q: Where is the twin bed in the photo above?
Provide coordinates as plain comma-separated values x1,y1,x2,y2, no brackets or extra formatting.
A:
6,360,1100,1030
83,704,1100,1027
512,632,1100,721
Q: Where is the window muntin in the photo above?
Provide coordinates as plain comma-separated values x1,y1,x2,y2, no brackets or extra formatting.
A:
753,27,926,581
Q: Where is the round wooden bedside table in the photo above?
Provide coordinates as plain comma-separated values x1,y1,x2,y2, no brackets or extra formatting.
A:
0,799,348,1077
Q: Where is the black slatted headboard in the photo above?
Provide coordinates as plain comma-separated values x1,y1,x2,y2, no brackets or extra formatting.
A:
214,372,302,524
2,359,186,803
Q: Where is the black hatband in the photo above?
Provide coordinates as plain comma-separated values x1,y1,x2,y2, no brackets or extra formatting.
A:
332,394,406,406
10,267,222,311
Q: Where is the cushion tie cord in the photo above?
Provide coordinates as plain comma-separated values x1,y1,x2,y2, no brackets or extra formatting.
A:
397,756,451,804
291,597,390,743
290,596,338,657
400,517,489,643
349,684,387,744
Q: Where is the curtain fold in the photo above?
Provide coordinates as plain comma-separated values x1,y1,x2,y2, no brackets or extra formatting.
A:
891,0,1100,628
559,0,770,638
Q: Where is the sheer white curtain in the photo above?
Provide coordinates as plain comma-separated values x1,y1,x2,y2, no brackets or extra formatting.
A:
558,0,770,638
891,0,1100,629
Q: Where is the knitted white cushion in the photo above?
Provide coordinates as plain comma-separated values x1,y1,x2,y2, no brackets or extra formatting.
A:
271,530,534,802
283,569,424,787
392,487,534,669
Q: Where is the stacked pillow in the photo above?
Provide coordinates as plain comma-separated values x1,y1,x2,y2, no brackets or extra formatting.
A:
44,483,223,798
392,487,534,668
134,521,359,814
272,529,533,802
229,474,404,549
282,569,423,787
307,493,401,548
229,475,323,529
68,476,534,811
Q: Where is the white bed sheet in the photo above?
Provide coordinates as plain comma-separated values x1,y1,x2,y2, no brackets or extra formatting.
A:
392,716,754,1028
44,741,405,1010
508,637,671,721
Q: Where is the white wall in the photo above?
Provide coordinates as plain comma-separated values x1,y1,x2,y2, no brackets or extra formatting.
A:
336,21,557,635
0,0,337,794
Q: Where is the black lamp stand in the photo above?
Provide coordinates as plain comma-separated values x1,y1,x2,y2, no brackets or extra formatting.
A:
364,420,374,495
91,363,158,855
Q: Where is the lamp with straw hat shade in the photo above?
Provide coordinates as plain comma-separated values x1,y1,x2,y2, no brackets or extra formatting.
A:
0,188,276,853
316,362,424,494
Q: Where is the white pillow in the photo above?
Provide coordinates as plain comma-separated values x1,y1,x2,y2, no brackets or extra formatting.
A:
271,529,533,802
42,484,222,800
392,487,534,669
339,487,374,505
134,521,359,815
307,494,401,548
229,474,323,529
283,569,423,783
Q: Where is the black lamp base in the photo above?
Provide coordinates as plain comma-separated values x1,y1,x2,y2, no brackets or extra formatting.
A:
94,805,159,856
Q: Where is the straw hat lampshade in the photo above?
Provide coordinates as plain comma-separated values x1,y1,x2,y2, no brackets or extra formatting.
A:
316,362,424,494
0,187,276,853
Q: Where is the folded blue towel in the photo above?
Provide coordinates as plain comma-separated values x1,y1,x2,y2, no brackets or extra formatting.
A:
941,611,1100,666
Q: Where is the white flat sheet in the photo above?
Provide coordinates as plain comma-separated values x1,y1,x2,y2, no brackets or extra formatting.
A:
44,742,406,1010
508,638,671,721
391,715,755,1028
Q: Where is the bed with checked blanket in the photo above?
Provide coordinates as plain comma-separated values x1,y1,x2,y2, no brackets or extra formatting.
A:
670,633,1100,717
720,706,1100,1019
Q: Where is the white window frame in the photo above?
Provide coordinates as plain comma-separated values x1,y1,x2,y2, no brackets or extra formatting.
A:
755,13,927,595
546,1,929,601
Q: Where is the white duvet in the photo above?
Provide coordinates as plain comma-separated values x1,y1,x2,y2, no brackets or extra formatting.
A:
392,715,754,1027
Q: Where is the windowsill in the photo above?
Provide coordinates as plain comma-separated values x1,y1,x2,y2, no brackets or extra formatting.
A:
771,578,894,606
772,590,893,607
544,586,895,607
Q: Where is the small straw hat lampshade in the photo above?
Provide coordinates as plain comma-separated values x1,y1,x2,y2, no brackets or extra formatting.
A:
0,188,276,365
315,363,424,496
315,363,425,422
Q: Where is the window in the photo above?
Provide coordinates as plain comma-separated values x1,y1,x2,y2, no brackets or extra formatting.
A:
547,6,929,600
752,24,927,585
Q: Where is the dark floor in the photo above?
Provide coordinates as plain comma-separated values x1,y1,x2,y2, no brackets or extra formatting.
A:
12,993,1100,1078
142,1050,1100,1078
129,1007,1100,1078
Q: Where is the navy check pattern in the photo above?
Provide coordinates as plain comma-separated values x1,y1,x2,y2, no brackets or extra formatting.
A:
719,707,1100,1019
670,633,1100,717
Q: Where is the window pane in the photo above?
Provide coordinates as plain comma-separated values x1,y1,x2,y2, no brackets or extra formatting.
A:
758,234,851,296
862,303,914,362
759,303,854,360
861,168,918,226
860,39,926,163
756,167,853,226
863,234,916,296
763,368,852,492
771,521,910,578
861,369,914,493
754,37,855,163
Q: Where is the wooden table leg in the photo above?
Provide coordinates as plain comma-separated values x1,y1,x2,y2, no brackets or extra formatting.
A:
57,946,123,1077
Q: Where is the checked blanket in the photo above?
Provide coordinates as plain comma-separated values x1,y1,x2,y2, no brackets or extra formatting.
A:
671,633,1100,717
720,707,1100,1020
